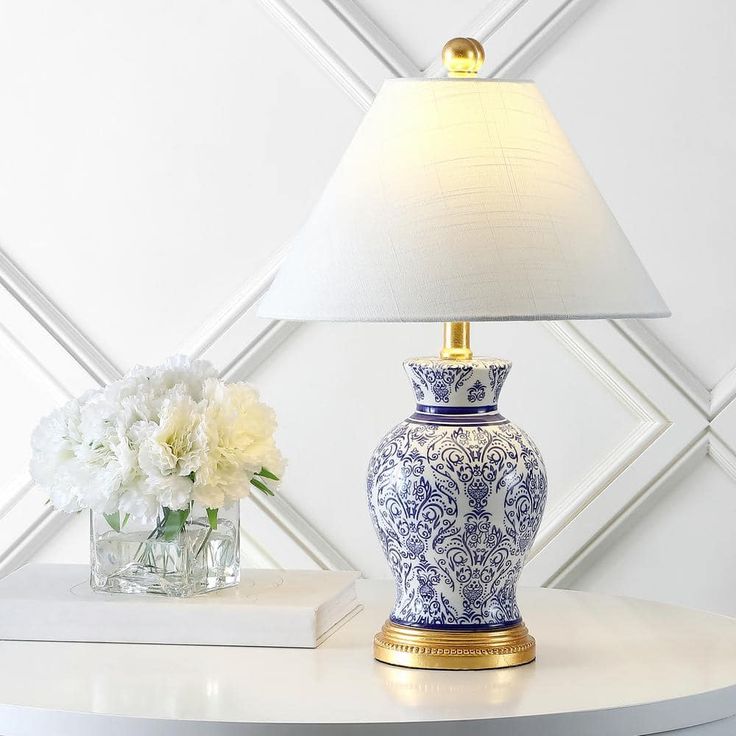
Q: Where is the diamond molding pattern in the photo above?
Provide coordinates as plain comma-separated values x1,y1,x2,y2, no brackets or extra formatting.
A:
0,0,734,599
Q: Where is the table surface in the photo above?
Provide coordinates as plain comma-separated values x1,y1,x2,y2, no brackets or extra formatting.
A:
0,580,735,736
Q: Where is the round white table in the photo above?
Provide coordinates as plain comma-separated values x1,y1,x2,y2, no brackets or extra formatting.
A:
0,582,735,735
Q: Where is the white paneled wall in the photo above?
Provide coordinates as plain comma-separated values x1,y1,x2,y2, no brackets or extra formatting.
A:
2,0,734,615
563,456,736,614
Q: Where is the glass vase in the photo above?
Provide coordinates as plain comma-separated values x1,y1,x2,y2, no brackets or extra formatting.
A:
90,502,240,597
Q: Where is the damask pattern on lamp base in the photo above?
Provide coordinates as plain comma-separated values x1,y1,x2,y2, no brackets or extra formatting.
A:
367,357,547,669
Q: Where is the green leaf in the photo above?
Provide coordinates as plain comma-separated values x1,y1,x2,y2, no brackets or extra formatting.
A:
162,507,190,541
250,477,275,496
257,467,280,481
122,513,130,530
104,511,122,532
206,507,218,530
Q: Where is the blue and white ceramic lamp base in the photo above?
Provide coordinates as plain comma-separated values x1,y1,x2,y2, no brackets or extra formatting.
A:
368,357,548,669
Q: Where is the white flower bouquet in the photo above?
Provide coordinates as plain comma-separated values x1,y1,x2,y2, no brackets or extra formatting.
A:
30,356,284,596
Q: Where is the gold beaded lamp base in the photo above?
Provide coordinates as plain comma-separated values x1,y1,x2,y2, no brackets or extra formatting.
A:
373,620,536,670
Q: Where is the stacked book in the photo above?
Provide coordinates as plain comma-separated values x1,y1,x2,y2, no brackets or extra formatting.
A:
0,564,361,647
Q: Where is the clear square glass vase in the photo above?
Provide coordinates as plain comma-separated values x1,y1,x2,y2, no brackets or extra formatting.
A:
90,502,240,597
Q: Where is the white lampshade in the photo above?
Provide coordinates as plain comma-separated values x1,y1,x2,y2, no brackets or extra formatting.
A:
259,79,669,322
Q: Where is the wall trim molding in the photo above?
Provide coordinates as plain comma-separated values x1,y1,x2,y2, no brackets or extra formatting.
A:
709,433,736,483
529,322,668,558
547,432,711,588
0,247,119,387
549,428,736,589
0,322,69,404
711,366,736,420
0,506,71,578
615,320,711,416
249,494,355,570
182,252,287,361
220,321,299,380
322,0,420,78
0,478,34,528
522,317,709,586
487,0,599,78
257,0,374,110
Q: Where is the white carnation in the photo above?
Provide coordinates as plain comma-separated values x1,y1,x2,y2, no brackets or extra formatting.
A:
31,390,122,514
29,355,283,522
137,385,205,510
30,396,86,513
147,355,218,403
194,380,285,507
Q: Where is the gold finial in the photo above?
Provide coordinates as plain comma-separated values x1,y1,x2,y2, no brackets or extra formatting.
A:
442,37,485,77
440,321,473,361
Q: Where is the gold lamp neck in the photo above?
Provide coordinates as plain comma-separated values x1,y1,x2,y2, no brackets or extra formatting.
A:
441,322,473,361
438,38,483,361
442,37,485,78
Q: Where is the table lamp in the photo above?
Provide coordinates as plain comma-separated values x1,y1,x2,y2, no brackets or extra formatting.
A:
259,38,669,670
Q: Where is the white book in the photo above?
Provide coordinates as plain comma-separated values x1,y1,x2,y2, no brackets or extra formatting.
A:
0,564,362,647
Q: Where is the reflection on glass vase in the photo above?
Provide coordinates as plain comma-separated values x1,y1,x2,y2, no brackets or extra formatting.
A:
90,502,240,597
